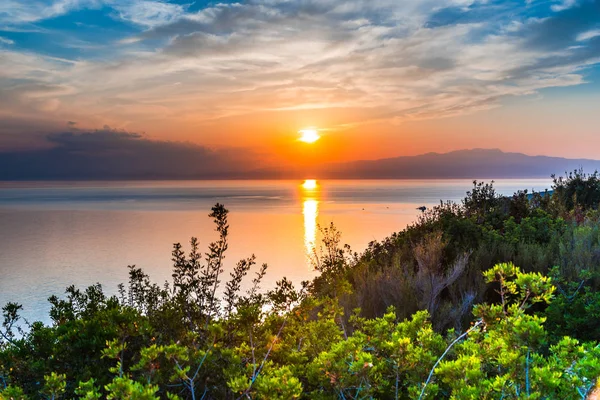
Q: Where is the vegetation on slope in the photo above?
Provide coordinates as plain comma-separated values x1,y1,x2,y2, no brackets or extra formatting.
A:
2,170,600,399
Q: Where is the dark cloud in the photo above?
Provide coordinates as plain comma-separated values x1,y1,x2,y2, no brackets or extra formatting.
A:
507,37,600,81
424,2,510,29
3,129,600,180
145,1,403,40
0,128,262,180
520,0,600,51
0,116,66,151
504,0,600,81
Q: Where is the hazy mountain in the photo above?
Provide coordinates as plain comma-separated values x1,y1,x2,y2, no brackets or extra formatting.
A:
312,149,600,179
2,140,600,180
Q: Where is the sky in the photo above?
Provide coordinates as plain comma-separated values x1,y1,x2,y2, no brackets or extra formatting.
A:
1,0,600,171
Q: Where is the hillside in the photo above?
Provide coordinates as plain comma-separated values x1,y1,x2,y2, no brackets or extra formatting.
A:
314,148,600,179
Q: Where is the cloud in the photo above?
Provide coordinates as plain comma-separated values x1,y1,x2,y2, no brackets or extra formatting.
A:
577,29,600,41
4,134,599,179
110,1,186,27
519,1,600,51
551,0,579,12
0,0,183,27
0,0,95,25
0,128,262,179
1,0,600,147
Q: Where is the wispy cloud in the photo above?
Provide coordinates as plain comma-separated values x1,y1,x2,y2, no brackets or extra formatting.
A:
110,1,186,28
1,0,600,148
0,0,93,25
551,0,578,12
0,0,184,27
577,29,600,41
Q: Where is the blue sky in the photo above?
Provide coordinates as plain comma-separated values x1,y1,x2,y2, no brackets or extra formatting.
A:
1,0,599,161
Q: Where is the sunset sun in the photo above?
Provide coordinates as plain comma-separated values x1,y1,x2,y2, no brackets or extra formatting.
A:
298,129,320,143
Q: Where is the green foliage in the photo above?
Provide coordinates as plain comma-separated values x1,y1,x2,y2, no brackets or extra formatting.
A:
41,373,65,400
74,379,101,400
545,280,600,342
0,385,28,400
543,222,600,341
306,309,446,399
229,363,302,399
553,169,600,213
463,180,501,224
104,376,158,400
432,263,598,399
482,262,555,310
308,222,355,299
1,303,23,347
2,178,600,400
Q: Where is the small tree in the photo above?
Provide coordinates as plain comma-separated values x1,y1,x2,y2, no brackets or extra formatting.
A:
552,169,600,213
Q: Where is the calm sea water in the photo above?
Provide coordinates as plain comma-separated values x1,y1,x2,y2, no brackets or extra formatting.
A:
0,179,551,323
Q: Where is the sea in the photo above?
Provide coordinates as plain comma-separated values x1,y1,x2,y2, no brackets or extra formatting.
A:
0,179,552,324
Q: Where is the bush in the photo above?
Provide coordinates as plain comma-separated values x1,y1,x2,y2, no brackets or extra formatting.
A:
3,177,600,398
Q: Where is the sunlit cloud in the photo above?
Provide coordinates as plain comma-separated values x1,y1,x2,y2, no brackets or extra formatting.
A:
1,0,600,150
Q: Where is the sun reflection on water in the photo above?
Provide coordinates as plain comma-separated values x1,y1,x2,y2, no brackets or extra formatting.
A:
301,180,319,266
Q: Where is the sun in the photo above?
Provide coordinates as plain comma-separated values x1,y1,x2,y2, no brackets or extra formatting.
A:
302,179,317,190
298,128,320,143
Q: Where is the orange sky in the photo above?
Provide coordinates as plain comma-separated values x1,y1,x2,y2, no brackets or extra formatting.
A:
134,88,600,168
2,0,600,167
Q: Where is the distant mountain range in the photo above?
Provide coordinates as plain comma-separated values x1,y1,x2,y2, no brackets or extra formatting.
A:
307,149,600,179
2,146,600,180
